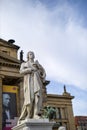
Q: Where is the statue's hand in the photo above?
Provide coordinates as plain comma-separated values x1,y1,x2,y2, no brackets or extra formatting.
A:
31,68,37,72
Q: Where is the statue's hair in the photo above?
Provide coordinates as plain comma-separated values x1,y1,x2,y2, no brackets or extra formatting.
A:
27,51,35,60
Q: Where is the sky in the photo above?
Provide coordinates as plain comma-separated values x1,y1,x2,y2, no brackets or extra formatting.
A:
0,0,87,116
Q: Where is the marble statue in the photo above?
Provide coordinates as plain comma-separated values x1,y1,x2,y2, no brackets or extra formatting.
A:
18,51,46,122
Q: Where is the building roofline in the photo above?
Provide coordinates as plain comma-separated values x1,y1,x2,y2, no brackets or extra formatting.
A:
0,38,20,50
47,94,74,99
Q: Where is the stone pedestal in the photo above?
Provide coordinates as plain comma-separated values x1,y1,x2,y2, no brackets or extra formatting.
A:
12,119,54,130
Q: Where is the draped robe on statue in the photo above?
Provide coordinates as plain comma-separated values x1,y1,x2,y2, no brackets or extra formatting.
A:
19,60,46,120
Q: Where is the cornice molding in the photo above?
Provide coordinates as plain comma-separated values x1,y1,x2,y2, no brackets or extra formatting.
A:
0,52,20,64
0,61,20,68
47,94,74,99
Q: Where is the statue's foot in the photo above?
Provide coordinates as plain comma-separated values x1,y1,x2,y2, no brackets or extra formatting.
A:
17,120,20,125
33,115,41,119
26,115,30,119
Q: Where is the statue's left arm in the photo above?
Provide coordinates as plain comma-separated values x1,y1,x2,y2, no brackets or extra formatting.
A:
35,60,46,82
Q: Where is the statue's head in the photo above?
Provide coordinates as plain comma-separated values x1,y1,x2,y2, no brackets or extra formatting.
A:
27,51,35,60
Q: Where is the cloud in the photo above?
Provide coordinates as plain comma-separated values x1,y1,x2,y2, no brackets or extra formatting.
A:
1,0,87,90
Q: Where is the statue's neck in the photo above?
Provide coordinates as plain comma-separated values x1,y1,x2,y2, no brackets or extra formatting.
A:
29,59,34,63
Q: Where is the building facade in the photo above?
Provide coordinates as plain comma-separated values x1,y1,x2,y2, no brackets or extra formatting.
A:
75,116,87,130
47,91,75,130
0,38,75,130
0,39,21,130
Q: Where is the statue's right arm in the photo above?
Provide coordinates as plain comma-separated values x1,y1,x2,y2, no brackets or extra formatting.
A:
20,63,32,74
20,68,32,74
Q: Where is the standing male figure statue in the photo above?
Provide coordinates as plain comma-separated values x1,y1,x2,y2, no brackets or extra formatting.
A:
18,51,46,121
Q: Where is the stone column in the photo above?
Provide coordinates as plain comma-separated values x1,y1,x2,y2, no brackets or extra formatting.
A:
0,76,3,130
67,105,75,130
61,108,65,119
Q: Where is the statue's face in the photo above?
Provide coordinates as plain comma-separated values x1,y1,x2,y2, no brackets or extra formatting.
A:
28,52,35,59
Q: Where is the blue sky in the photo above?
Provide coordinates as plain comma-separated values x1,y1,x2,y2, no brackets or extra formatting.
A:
0,0,87,116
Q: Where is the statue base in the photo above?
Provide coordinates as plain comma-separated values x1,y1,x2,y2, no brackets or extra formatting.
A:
12,119,54,130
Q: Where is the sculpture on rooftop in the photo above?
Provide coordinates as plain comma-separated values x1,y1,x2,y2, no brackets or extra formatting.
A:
20,50,24,63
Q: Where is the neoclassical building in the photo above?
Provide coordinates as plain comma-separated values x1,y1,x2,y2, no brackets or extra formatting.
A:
0,38,75,130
